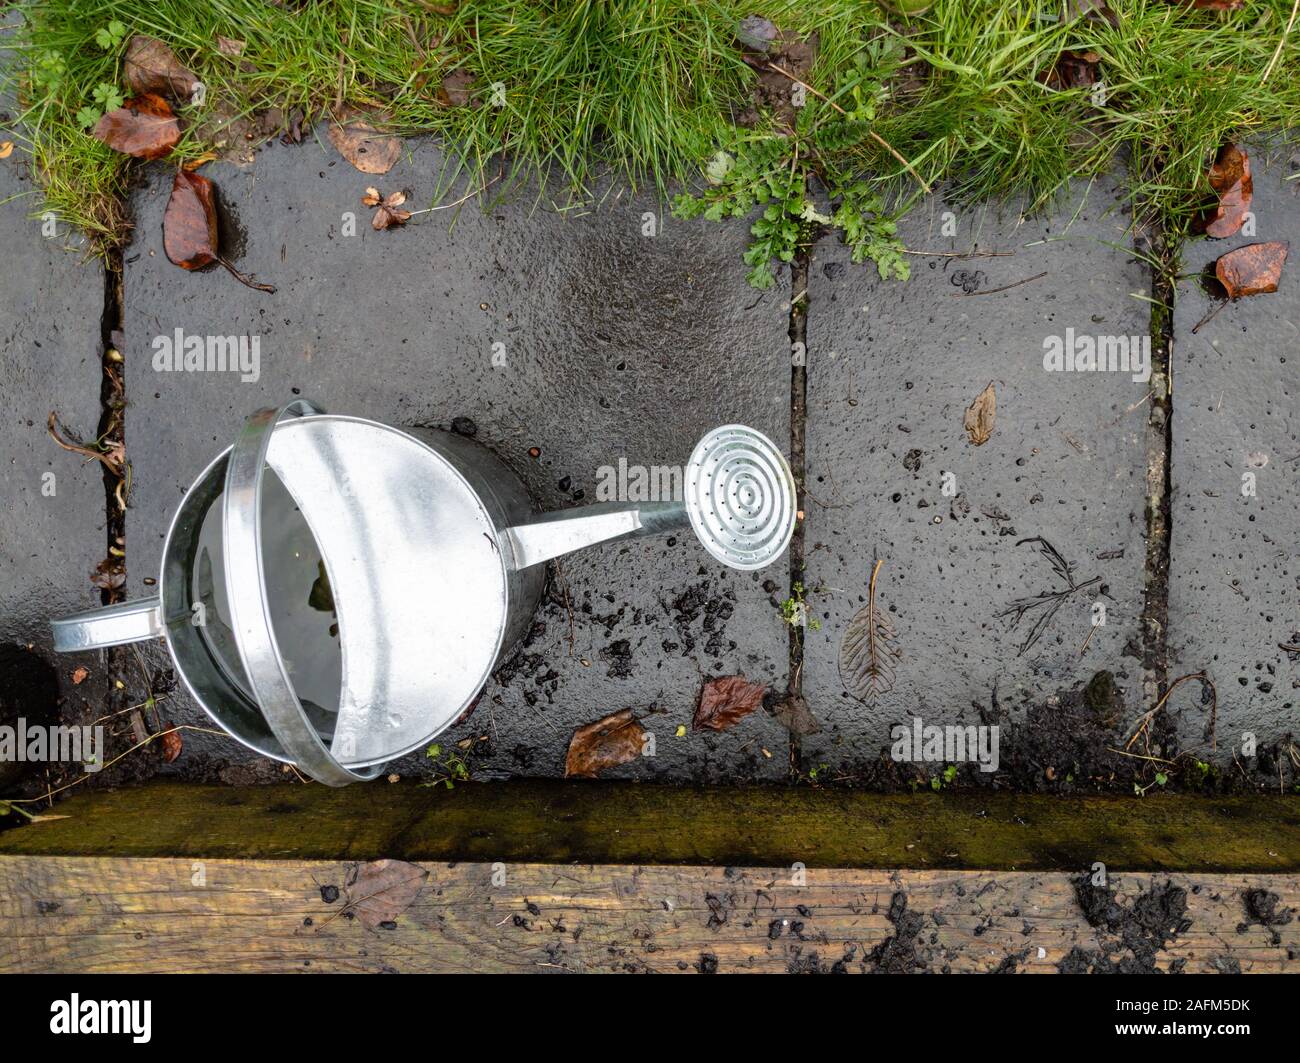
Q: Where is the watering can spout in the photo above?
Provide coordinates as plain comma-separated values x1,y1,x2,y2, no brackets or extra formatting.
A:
503,501,688,571
500,424,797,573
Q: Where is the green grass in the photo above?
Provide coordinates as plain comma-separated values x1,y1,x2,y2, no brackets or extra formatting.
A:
3,0,768,241
3,0,1299,268
865,0,1300,238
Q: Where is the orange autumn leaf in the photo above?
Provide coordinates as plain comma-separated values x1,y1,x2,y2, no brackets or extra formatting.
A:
1216,242,1288,299
92,94,180,159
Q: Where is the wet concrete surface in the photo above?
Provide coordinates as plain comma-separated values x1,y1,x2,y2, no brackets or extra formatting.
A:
120,136,793,781
800,177,1154,778
0,76,113,771
1168,141,1299,759
6,118,1296,790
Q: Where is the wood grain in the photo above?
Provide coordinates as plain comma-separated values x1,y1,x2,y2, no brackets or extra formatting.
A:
2,781,1297,871
1,857,1295,973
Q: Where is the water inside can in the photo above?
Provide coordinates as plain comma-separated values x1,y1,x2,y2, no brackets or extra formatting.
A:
190,469,344,733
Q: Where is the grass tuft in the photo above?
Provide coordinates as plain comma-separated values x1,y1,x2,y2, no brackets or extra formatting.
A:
2,0,1298,266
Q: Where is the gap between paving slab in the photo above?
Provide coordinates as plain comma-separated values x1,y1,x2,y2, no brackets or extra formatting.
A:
782,244,810,777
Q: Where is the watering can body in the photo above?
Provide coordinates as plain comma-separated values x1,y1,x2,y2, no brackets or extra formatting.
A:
51,402,795,784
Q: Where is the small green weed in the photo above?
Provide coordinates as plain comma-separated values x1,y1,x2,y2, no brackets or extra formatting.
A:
779,581,820,631
423,743,471,790
673,36,911,287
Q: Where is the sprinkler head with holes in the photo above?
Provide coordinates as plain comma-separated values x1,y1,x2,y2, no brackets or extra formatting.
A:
684,425,797,571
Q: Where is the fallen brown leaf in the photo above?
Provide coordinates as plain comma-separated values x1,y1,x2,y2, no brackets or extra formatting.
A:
564,708,646,777
90,558,125,591
1044,49,1100,90
1068,0,1120,25
1216,241,1288,299
0,141,12,159
216,37,245,58
92,94,180,159
327,108,401,174
70,666,89,685
345,859,429,929
362,186,412,230
163,170,218,269
839,558,901,705
160,724,182,763
124,35,201,101
963,381,996,445
163,170,276,293
771,692,821,735
693,674,768,733
436,70,479,107
1200,143,1252,238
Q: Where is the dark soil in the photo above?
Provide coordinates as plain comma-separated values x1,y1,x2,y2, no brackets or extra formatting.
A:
795,667,1293,795
866,891,926,974
1058,873,1192,973
975,670,1136,793
1237,888,1294,945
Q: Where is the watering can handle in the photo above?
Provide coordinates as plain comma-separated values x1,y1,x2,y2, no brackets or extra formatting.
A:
51,597,163,652
222,400,384,787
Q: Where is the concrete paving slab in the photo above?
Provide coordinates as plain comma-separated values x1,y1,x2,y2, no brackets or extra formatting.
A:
1168,142,1299,761
0,124,112,767
800,176,1153,780
121,137,793,782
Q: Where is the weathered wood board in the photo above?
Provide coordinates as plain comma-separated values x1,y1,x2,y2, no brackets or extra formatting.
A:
0,857,1295,973
1,782,1297,871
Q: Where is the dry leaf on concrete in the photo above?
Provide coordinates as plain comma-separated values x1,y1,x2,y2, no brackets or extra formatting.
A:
163,170,276,293
839,559,900,705
362,186,412,230
693,675,768,732
1215,241,1288,299
565,708,646,777
963,381,996,445
327,108,402,174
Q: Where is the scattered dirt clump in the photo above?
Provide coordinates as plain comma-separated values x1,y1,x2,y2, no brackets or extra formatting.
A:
735,22,818,132
1058,874,1191,973
976,670,1136,792
1238,888,1294,945
867,892,927,974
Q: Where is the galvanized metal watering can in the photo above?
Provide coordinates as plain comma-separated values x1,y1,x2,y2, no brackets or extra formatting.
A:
50,401,796,785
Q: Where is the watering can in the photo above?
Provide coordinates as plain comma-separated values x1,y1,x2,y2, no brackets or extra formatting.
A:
50,401,796,785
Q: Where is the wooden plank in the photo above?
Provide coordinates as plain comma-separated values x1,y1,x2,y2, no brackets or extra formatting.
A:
0,856,1295,973
0,781,1297,871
